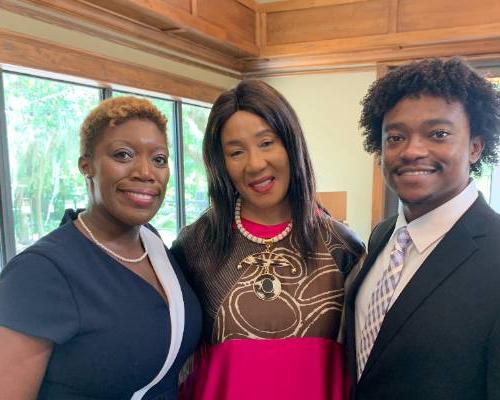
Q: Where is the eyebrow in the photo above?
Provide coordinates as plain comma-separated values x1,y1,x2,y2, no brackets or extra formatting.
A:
109,140,168,153
222,128,275,146
383,118,454,133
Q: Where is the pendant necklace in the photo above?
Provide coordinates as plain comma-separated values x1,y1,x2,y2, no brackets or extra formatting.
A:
235,198,295,301
78,213,148,263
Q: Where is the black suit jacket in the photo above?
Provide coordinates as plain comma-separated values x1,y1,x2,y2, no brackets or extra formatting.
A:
345,196,500,400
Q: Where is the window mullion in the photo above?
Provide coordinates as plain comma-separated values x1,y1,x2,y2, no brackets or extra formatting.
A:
0,72,17,266
102,87,112,100
173,101,186,232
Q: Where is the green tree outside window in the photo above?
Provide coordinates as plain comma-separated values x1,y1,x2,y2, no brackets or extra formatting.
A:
4,73,99,252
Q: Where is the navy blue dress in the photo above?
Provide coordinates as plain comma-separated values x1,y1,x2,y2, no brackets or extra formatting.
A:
0,212,202,399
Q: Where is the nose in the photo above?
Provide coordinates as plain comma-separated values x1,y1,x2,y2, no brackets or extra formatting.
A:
132,155,155,181
246,148,267,173
400,135,428,161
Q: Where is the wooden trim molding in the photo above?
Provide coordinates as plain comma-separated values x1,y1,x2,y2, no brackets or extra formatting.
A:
248,38,500,76
260,0,365,13
0,28,224,103
261,23,500,58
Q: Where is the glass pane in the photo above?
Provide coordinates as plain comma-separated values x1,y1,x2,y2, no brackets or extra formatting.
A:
476,165,492,202
489,165,500,213
113,91,176,245
486,77,500,213
182,103,210,225
475,153,500,212
4,73,100,253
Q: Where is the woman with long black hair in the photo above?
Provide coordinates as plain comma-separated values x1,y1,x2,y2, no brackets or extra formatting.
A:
173,80,364,400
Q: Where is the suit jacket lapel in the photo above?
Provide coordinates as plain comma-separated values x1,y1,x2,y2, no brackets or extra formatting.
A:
360,197,489,380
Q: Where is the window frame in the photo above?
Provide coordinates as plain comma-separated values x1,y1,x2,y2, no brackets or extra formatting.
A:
0,68,212,265
0,72,16,267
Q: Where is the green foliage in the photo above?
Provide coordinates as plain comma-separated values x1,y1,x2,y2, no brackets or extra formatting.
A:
182,103,210,226
4,73,98,251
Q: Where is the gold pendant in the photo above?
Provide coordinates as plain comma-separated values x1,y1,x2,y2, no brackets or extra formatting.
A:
253,273,282,301
237,241,296,301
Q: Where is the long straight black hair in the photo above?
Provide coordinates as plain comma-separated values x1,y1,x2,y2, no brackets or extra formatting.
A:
203,80,319,260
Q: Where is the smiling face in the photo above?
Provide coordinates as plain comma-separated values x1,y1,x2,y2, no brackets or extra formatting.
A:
221,110,291,224
382,95,484,222
79,118,169,227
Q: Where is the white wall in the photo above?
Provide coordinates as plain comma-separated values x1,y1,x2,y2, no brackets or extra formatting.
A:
265,71,377,242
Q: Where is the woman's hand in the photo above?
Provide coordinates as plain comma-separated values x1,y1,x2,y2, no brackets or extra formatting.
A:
0,326,53,399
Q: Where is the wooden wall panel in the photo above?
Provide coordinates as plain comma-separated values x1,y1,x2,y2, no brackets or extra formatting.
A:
198,0,256,43
316,192,347,222
165,0,191,13
81,0,259,56
398,0,500,32
266,0,390,45
83,0,181,30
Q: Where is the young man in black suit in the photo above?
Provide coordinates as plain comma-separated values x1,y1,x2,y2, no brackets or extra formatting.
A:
345,58,500,400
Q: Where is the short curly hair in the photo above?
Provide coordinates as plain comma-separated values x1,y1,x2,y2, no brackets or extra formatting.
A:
360,57,500,175
80,96,167,156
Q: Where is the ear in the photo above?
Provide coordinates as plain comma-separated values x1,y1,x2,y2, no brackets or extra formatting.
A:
78,155,94,178
469,135,485,165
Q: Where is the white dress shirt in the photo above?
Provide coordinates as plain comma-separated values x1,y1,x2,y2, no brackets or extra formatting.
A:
355,180,479,359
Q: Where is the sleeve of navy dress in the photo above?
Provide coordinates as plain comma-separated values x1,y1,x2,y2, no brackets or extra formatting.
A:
0,252,79,344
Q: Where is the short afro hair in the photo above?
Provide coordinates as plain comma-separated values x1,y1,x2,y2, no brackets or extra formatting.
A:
80,96,167,157
360,57,500,175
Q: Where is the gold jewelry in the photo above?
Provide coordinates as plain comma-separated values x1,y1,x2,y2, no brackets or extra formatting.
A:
235,198,295,301
77,213,148,263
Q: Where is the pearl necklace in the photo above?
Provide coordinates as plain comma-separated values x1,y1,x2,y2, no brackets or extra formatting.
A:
234,197,292,244
235,198,295,301
77,213,148,264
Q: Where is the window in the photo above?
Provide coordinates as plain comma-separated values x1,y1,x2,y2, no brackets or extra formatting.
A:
0,70,211,266
182,103,211,225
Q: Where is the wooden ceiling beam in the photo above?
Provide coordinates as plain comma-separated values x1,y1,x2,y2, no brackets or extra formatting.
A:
83,0,259,56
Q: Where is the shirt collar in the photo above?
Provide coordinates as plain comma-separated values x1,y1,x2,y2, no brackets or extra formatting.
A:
392,180,478,253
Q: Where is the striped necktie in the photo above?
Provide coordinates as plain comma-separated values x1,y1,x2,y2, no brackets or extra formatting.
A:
357,226,412,378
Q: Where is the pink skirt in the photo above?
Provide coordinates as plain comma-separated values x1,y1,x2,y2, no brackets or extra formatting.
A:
180,337,350,400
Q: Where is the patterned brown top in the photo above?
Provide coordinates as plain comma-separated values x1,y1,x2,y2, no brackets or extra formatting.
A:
171,210,364,345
